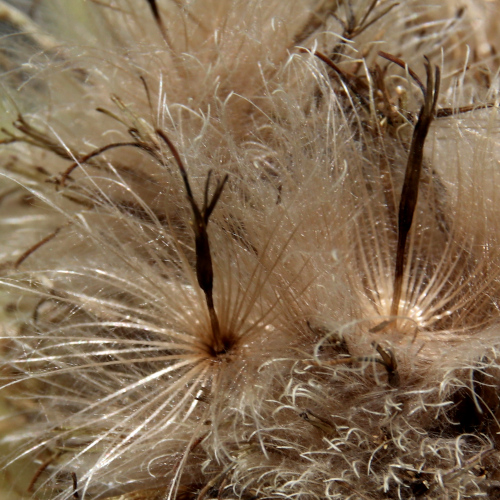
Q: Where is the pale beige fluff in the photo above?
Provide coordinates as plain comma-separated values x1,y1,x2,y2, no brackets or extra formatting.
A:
1,1,500,499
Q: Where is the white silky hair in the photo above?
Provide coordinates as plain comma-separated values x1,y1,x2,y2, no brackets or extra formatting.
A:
1,1,500,499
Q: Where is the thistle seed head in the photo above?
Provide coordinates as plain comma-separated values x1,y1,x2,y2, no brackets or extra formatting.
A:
1,1,500,499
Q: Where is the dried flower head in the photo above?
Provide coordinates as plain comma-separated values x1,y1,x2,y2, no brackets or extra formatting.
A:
1,1,500,499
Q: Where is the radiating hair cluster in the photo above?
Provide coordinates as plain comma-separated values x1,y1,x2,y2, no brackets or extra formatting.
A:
1,0,500,499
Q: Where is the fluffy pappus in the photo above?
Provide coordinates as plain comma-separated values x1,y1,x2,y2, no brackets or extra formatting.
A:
1,1,500,499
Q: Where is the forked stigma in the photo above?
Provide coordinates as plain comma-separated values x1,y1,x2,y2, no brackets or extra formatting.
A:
391,59,441,319
156,129,229,355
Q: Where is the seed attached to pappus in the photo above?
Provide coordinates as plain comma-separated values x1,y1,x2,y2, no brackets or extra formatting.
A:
1,1,500,499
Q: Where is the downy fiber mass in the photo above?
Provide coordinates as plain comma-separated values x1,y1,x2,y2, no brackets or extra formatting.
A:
1,1,500,499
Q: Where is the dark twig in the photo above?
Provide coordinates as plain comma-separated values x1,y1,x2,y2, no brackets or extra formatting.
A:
59,142,156,186
305,50,371,110
13,115,75,160
146,0,173,50
378,51,426,97
353,2,399,38
15,227,62,268
311,344,399,387
156,129,228,354
27,453,61,493
357,0,380,32
373,343,400,387
140,75,154,118
197,464,234,500
437,102,496,118
71,472,80,499
293,0,340,45
391,59,440,318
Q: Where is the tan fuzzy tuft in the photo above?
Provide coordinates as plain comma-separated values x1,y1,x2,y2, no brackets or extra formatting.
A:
1,1,500,499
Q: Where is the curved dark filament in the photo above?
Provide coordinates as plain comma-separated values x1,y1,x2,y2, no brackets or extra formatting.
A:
60,142,156,186
378,51,426,97
146,0,173,49
306,49,371,110
15,227,62,268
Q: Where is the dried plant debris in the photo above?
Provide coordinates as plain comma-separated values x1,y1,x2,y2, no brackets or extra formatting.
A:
1,0,500,499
